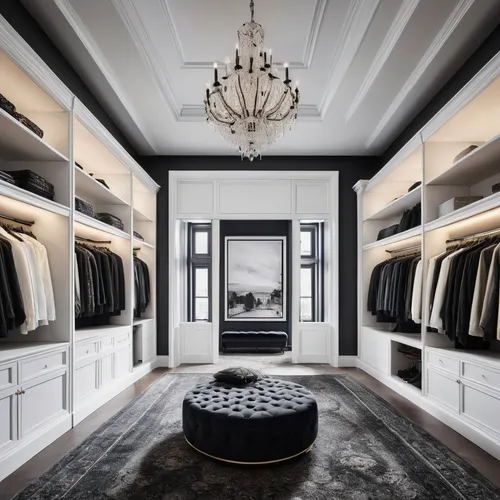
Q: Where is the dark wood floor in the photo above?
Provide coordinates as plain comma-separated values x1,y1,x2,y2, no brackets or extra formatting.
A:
1,365,500,499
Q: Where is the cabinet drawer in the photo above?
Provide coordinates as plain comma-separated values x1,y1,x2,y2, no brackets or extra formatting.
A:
426,368,460,412
20,351,66,382
115,332,130,348
74,360,98,405
462,384,500,437
75,341,98,361
462,362,500,392
427,351,459,374
100,336,114,352
0,363,17,392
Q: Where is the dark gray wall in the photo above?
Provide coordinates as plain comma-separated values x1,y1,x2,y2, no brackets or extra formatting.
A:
220,220,292,346
0,1,137,158
140,156,381,356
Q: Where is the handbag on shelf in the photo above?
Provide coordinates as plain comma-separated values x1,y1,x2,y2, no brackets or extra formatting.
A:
0,93,15,115
377,224,399,241
95,212,124,230
133,231,144,241
75,197,94,217
11,111,44,138
89,174,110,190
7,170,55,200
0,171,16,185
453,145,478,163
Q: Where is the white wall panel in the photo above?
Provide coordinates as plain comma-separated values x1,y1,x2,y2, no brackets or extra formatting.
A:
296,182,330,214
219,180,291,214
180,322,213,363
296,323,331,363
177,181,214,214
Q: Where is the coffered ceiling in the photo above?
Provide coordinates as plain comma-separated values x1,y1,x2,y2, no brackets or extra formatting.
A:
21,0,500,156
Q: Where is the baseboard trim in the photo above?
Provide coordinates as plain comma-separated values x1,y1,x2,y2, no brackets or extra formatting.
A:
338,355,358,367
0,414,72,482
73,361,155,426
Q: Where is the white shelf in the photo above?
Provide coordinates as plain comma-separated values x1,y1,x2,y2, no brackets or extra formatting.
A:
133,318,155,326
74,212,130,239
0,108,68,162
75,167,129,206
390,375,422,398
364,185,421,221
363,326,422,348
363,226,421,250
133,237,154,249
0,179,70,217
428,134,500,186
75,324,130,342
425,191,500,232
133,207,154,223
0,342,69,363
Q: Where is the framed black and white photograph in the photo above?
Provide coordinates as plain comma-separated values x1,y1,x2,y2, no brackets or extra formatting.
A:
225,236,286,321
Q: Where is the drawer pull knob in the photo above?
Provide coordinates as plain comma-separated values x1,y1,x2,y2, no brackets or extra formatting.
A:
15,390,21,395
86,350,89,354
456,380,461,384
438,359,443,363
43,365,48,369
482,374,486,379
21,390,25,395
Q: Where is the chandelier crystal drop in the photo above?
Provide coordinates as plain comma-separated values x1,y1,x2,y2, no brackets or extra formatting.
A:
204,0,299,161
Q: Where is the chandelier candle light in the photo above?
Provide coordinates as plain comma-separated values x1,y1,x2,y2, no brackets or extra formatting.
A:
204,0,300,161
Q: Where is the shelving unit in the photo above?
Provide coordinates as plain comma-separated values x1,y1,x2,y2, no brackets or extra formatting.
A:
355,54,500,462
0,19,159,482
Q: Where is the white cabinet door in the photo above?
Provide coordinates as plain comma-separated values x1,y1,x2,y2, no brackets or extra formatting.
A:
0,388,18,456
100,353,114,388
114,346,131,379
20,371,68,439
461,382,500,439
74,360,98,407
426,368,460,413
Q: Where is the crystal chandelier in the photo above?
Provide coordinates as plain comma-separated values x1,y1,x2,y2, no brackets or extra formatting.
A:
204,0,299,161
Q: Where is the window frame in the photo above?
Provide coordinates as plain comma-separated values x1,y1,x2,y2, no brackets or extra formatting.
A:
300,223,323,322
188,223,212,322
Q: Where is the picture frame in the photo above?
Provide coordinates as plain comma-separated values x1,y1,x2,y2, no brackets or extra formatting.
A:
225,236,286,321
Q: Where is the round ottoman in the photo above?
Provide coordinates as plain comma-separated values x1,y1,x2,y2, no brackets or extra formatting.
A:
182,378,318,464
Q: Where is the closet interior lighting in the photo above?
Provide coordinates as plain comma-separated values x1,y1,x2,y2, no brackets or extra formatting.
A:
0,213,35,226
385,244,421,254
445,226,500,244
75,235,112,244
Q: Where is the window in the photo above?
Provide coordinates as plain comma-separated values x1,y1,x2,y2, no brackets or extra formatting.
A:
300,223,323,322
188,223,212,321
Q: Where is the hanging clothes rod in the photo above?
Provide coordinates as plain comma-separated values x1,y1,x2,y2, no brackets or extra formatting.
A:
75,235,111,244
0,214,35,226
385,244,421,254
446,227,500,244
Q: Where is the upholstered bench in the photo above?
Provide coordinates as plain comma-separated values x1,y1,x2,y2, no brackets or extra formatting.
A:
221,331,288,352
182,378,318,464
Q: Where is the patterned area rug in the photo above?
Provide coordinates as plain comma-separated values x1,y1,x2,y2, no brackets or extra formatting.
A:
14,374,500,500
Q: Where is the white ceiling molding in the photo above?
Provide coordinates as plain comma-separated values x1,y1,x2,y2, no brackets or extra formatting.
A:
345,0,421,122
111,0,182,120
366,0,476,148
165,0,328,70
54,0,160,152
318,0,380,120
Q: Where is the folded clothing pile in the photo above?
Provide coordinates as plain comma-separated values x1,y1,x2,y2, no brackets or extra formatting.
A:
0,171,16,185
95,212,124,230
6,170,55,200
75,197,94,217
377,202,421,241
133,231,144,241
0,92,44,138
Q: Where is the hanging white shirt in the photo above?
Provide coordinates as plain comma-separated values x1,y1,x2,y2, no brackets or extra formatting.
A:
411,260,423,324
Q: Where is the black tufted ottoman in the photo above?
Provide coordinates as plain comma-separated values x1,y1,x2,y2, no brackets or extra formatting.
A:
182,378,318,464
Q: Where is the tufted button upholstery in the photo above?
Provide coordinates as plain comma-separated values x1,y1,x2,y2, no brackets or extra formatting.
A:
183,378,318,463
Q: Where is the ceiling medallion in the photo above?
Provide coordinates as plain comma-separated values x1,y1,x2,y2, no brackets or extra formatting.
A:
204,0,300,161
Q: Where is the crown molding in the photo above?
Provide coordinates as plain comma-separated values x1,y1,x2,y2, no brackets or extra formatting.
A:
111,0,181,121
0,14,73,109
55,0,159,152
160,0,327,70
345,0,421,122
366,0,476,148
318,0,380,120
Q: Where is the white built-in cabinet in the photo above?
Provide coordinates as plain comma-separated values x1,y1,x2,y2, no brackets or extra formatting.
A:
0,15,158,481
354,49,500,460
